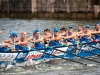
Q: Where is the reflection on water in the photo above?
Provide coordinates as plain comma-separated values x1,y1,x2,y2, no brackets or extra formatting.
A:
0,18,100,75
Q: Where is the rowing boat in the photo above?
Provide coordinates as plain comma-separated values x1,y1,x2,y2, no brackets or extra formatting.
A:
0,42,100,64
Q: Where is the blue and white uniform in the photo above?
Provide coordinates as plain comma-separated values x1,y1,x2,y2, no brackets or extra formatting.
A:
34,36,45,49
93,33,100,40
49,34,61,47
79,25,91,43
93,22,100,40
79,36,91,43
64,33,76,45
15,39,28,51
49,40,61,47
49,28,61,47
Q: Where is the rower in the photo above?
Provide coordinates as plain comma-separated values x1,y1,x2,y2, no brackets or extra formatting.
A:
0,31,9,50
43,29,52,44
28,29,45,49
64,26,76,45
78,25,84,34
79,25,92,44
49,28,62,47
59,28,67,37
16,32,28,51
3,31,19,44
2,31,19,51
75,25,84,41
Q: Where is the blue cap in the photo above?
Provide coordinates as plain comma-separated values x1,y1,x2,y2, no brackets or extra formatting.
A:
54,28,59,32
68,26,73,28
94,22,99,26
33,30,39,34
9,32,17,38
85,25,90,28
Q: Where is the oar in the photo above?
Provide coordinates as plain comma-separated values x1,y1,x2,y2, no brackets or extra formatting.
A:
54,48,100,64
9,45,100,64
37,50,88,66
49,41,100,57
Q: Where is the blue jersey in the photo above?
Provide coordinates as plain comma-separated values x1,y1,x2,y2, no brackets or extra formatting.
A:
34,36,45,49
49,40,61,47
64,33,76,45
80,36,91,43
15,45,28,51
34,42,45,49
93,33,100,40
65,38,76,45
0,47,9,51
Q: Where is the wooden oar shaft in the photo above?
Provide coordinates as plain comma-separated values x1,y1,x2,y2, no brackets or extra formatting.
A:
55,48,100,64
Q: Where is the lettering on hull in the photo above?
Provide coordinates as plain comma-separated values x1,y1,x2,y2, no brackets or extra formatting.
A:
81,43,100,51
0,53,17,61
25,50,44,60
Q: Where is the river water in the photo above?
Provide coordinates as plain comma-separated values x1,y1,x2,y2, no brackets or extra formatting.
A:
0,18,100,75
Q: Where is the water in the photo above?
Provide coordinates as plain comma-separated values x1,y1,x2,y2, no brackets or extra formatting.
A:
0,18,100,75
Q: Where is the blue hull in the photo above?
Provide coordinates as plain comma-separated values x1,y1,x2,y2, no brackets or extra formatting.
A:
0,42,100,63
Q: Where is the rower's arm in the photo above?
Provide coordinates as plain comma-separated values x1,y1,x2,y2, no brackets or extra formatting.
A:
16,40,28,46
66,34,76,39
95,31,100,34
79,33,90,37
34,37,44,43
3,39,12,44
28,36,33,41
91,31,97,34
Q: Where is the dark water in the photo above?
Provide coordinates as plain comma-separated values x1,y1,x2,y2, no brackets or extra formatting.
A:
0,18,100,75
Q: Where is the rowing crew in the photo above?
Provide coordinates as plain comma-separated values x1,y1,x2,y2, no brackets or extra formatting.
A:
0,22,100,51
